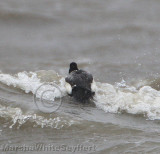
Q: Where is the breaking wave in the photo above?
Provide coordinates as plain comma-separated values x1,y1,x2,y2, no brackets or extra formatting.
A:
0,70,160,126
0,104,78,129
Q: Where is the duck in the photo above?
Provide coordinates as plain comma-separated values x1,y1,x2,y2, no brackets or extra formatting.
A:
65,62,96,102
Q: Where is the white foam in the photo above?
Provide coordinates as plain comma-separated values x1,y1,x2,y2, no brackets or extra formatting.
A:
0,71,67,100
94,82,160,120
0,104,78,129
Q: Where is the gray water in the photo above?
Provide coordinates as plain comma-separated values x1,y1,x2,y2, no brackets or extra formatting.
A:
0,0,160,153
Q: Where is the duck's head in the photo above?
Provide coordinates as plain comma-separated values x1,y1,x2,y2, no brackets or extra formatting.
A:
69,62,78,73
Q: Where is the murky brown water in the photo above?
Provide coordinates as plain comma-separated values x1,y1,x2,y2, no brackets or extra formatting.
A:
0,0,160,153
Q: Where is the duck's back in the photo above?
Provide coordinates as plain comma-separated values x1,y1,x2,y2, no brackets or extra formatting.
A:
65,70,93,90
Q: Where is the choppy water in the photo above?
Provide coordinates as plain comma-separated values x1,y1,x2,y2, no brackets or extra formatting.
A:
1,0,160,153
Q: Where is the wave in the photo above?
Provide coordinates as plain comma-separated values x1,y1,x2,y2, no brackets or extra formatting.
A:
0,70,67,98
0,9,55,22
0,70,160,123
0,70,71,129
0,104,79,129
94,80,160,120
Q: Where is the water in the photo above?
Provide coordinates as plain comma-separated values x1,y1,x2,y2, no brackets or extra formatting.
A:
0,0,160,153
